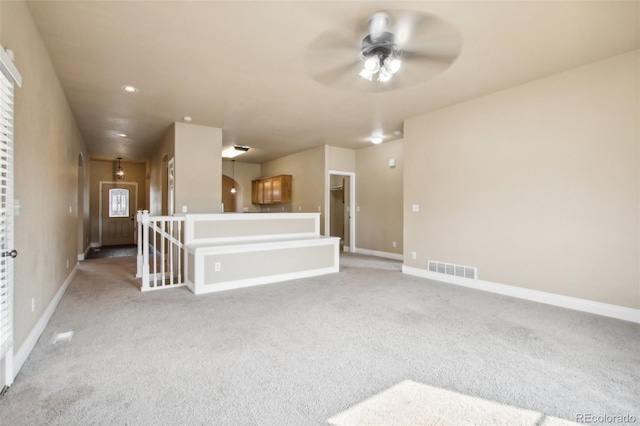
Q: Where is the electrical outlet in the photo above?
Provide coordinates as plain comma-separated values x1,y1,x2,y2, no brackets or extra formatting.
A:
182,206,188,213
412,252,417,260
214,262,221,272
412,204,419,212
298,206,302,212
66,259,69,269
282,207,284,211
318,206,321,212
392,241,397,248
356,206,360,212
31,298,35,312
68,205,72,214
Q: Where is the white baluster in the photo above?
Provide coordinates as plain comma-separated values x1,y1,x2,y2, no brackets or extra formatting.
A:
141,210,150,291
160,219,166,288
176,221,184,283
136,210,143,278
169,220,174,286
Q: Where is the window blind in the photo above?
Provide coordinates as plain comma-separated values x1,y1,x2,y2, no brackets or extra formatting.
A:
0,46,21,365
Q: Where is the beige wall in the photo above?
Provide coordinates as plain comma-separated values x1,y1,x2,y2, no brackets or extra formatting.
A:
222,160,261,213
89,159,148,244
328,146,356,173
260,145,326,232
174,123,222,213
404,51,639,309
356,139,404,255
1,1,89,355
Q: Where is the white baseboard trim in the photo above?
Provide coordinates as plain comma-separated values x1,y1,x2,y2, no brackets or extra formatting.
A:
402,266,640,324
191,265,339,295
354,247,403,261
13,264,78,380
77,245,90,261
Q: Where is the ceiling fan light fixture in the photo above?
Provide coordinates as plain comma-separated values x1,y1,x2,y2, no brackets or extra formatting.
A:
358,22,402,83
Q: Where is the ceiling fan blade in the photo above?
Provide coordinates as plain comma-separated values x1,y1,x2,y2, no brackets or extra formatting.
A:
390,10,462,56
308,59,362,87
308,28,361,53
403,47,461,65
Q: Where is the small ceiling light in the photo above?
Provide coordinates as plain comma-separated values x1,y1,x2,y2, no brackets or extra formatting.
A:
377,67,392,82
384,57,402,74
370,136,383,144
230,160,237,194
122,85,139,93
363,57,380,73
115,157,125,180
117,133,127,138
222,145,250,159
359,69,373,81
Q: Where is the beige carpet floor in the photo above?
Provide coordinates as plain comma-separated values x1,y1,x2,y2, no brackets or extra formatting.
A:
0,253,638,425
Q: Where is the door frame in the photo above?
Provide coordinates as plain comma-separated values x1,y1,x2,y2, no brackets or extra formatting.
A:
326,171,355,252
98,181,138,246
167,158,174,216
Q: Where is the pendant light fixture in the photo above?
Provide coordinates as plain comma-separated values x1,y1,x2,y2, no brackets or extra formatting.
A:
230,160,237,194
115,157,125,180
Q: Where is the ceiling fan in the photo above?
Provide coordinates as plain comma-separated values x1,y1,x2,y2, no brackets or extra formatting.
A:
305,10,462,92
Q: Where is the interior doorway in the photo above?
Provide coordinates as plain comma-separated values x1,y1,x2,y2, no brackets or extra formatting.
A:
327,171,355,252
221,175,239,212
99,182,138,246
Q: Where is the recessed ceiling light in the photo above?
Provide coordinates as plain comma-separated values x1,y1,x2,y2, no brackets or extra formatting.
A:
183,116,192,123
117,133,127,138
122,85,139,93
370,136,383,144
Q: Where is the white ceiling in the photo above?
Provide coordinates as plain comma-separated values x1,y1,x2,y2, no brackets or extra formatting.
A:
26,1,639,164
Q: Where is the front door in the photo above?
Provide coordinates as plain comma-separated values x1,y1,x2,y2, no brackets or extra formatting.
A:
101,183,136,246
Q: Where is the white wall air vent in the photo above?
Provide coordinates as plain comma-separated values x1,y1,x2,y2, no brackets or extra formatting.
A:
428,260,477,280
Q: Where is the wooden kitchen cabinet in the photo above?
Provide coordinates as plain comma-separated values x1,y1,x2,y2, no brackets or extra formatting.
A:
263,178,273,204
251,175,292,204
